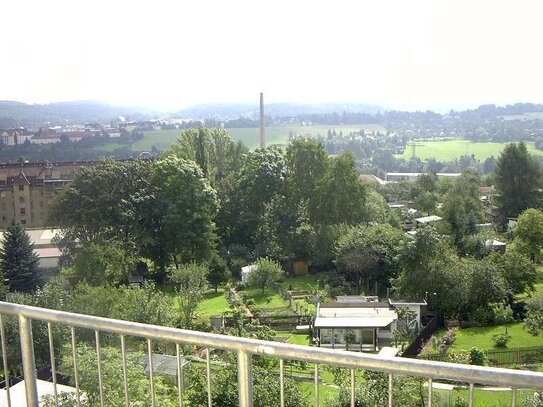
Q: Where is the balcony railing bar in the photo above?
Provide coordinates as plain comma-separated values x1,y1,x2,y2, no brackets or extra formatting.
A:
95,330,104,407
147,338,156,407
175,342,184,407
279,358,285,407
428,377,433,406
314,363,319,407
388,373,393,407
1,301,543,407
0,315,12,407
69,326,81,407
350,368,355,407
120,334,129,407
205,347,212,407
46,322,58,407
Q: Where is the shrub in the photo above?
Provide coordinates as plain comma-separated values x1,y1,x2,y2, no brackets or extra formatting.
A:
469,347,487,365
492,333,511,348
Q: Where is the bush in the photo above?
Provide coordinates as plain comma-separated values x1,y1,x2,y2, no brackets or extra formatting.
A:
492,332,511,348
469,347,487,365
470,306,495,326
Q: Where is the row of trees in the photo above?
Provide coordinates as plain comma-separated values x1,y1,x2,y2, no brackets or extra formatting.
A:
49,129,386,285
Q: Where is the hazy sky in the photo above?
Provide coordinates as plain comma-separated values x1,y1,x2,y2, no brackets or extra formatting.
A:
2,0,543,111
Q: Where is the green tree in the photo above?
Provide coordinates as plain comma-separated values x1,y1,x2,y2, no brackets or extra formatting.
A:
440,170,484,250
246,258,284,293
254,194,311,263
335,224,406,293
153,156,219,267
488,250,536,298
312,152,367,225
63,240,137,285
170,262,209,328
513,208,543,262
218,147,287,249
394,227,469,316
415,191,439,215
172,127,247,182
285,138,328,205
207,253,230,292
495,142,541,218
1,221,39,292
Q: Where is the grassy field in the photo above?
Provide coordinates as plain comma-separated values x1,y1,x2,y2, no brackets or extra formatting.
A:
450,322,541,350
243,287,289,309
197,289,232,318
99,124,386,153
397,139,543,161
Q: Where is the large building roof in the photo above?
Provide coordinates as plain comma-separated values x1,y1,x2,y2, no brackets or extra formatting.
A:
314,302,397,328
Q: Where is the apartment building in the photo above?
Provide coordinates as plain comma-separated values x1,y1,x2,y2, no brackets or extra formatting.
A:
0,161,97,228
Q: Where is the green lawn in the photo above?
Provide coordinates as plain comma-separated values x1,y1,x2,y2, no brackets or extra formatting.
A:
452,388,533,406
450,322,541,350
243,287,289,309
197,289,232,318
281,274,320,291
286,333,311,346
397,139,543,161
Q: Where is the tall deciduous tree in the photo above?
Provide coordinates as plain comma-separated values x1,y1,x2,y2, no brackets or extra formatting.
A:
285,138,328,205
1,221,39,292
495,142,541,218
394,227,469,316
513,208,543,262
440,169,484,249
218,147,287,248
172,127,247,183
152,156,219,267
335,224,406,293
170,262,209,328
246,257,284,293
312,152,367,225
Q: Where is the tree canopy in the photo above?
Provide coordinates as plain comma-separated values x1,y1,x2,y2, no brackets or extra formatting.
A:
495,142,541,218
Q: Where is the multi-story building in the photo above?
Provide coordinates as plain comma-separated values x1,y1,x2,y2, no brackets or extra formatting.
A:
0,161,98,228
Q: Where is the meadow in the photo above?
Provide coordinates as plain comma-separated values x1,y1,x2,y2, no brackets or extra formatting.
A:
100,124,386,152
397,139,543,161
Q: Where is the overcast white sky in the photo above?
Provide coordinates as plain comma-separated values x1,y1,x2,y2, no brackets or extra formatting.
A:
1,0,542,111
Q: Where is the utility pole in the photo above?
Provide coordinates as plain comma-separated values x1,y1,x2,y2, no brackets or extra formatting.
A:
259,92,266,148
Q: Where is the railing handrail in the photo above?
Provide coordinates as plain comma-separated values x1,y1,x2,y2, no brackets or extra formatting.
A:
1,301,543,390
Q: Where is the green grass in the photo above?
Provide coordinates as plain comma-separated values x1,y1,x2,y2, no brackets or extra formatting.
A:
397,139,543,161
197,289,232,318
451,388,533,406
243,287,289,309
287,333,311,346
450,322,541,350
281,274,320,291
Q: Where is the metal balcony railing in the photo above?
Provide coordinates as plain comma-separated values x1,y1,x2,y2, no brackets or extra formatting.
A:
0,301,542,407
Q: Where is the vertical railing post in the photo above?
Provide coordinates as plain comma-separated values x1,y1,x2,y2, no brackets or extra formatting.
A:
19,315,39,407
237,350,253,407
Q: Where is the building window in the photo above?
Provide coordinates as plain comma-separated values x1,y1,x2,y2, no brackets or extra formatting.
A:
20,207,25,215
19,196,24,203
0,192,5,198
21,219,26,225
1,215,5,222
18,185,25,191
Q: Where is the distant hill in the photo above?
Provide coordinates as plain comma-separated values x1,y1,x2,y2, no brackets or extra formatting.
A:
172,102,383,120
0,100,157,128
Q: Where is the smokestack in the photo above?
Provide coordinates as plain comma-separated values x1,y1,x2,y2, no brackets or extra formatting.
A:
259,92,265,148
